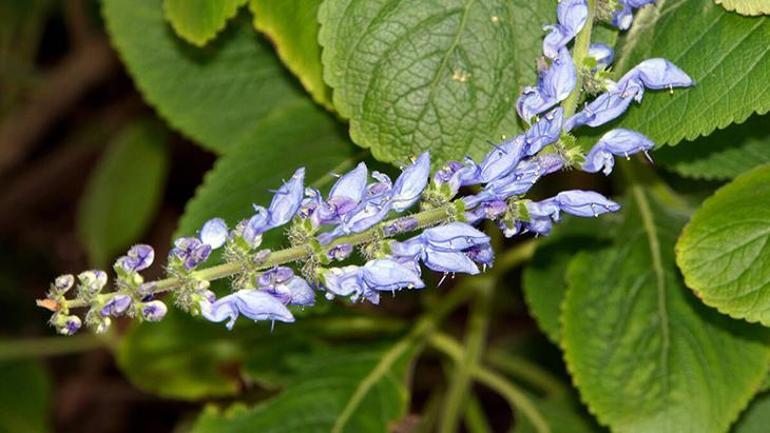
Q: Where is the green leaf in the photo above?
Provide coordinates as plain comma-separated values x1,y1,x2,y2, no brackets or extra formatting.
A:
318,0,553,164
715,0,770,16
513,395,607,433
676,163,770,326
176,99,358,238
562,187,770,433
163,0,248,46
654,114,770,180
77,120,168,267
760,373,770,393
0,360,50,433
189,344,415,433
732,392,770,433
249,0,332,108
607,0,770,146
102,0,307,154
522,216,613,344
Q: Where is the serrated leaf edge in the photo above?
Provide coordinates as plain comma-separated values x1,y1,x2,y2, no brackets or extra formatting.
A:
162,0,248,47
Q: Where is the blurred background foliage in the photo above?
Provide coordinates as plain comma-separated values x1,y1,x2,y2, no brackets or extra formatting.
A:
1,0,769,432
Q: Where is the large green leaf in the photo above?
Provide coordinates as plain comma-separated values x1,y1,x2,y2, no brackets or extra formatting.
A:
318,0,553,164
676,163,770,326
0,360,50,433
654,114,770,180
163,0,247,46
77,120,169,267
176,100,358,237
249,0,332,108
732,392,770,433
607,0,770,146
103,0,306,154
562,187,770,433
715,0,770,16
190,344,415,433
522,217,614,344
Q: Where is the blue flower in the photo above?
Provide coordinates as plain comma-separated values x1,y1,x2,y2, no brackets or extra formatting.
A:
524,107,563,156
101,294,131,316
468,154,565,205
582,128,655,175
555,190,620,217
53,314,82,336
52,274,75,294
201,290,294,330
305,163,368,226
140,300,168,322
391,152,430,211
390,223,491,275
588,43,614,69
116,244,155,273
565,58,692,130
169,237,212,271
517,48,577,122
78,270,108,295
361,259,425,292
611,0,655,30
258,266,316,307
244,168,305,244
543,0,588,59
200,218,228,249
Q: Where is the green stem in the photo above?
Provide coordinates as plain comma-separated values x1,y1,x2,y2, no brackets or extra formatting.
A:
562,0,596,120
429,333,550,433
55,203,459,310
465,393,494,433
0,334,105,360
439,275,495,433
486,350,567,397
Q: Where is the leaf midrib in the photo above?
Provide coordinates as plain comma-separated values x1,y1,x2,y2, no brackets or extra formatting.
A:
631,186,672,405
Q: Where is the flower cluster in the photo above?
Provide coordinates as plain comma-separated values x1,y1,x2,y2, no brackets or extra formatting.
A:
39,0,692,336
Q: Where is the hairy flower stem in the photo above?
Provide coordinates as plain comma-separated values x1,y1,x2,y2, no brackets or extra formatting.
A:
439,274,495,433
562,0,596,120
46,202,461,311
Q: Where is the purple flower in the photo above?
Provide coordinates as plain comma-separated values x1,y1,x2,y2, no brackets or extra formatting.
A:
474,136,527,184
465,198,508,224
53,274,75,294
78,270,108,294
391,152,430,211
101,294,131,316
140,300,168,322
543,0,588,59
170,237,212,271
554,190,621,217
566,58,692,130
307,163,368,226
588,43,614,69
53,314,82,336
327,243,353,261
390,223,491,275
322,265,365,298
433,158,482,197
466,244,495,269
582,129,655,175
471,154,565,204
258,267,316,307
517,48,577,123
201,290,294,330
524,107,563,156
361,259,424,292
244,168,305,243
116,244,155,273
611,0,655,30
200,218,228,249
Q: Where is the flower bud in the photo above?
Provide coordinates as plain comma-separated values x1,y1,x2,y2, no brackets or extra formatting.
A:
140,300,168,322
78,270,108,297
52,274,75,295
53,313,81,336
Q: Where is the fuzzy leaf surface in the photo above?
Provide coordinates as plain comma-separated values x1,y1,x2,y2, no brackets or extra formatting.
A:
318,0,553,164
677,163,770,325
715,0,770,16
103,0,306,154
601,0,770,146
563,187,770,433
